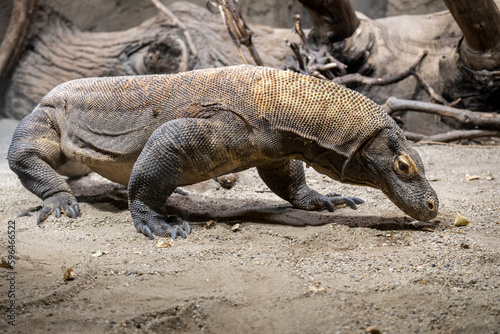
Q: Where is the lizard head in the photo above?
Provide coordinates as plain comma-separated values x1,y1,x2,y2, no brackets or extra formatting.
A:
342,128,439,221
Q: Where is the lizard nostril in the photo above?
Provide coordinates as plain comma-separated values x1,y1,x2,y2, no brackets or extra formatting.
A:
427,199,435,211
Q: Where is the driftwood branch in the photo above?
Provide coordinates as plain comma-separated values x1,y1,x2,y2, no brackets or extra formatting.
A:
383,97,500,129
207,0,263,66
299,0,359,45
443,0,500,54
404,130,500,142
332,50,428,86
0,0,38,82
410,70,448,105
150,0,198,57
286,14,347,79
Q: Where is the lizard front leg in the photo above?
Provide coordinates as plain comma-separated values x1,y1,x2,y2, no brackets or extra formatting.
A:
8,109,80,223
257,160,364,214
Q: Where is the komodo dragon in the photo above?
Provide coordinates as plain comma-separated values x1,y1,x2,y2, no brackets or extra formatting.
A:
8,65,438,239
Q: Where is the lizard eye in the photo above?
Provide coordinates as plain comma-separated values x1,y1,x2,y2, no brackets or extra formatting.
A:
394,153,417,176
397,160,409,173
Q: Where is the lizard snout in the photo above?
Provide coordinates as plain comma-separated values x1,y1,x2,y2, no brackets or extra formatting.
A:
415,194,439,221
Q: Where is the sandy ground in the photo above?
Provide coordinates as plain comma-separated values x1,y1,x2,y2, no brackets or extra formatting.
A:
0,118,498,333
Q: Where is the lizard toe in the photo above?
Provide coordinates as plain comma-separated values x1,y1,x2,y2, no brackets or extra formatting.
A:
17,206,42,218
34,193,80,225
321,198,335,212
324,193,365,210
174,225,186,239
36,206,52,225
136,224,154,240
133,211,191,240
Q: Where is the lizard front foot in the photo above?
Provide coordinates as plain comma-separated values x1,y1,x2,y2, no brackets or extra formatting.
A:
295,190,364,212
17,192,80,224
321,192,364,212
130,201,191,240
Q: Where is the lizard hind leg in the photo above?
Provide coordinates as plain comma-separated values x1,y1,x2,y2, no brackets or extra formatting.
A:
8,108,80,222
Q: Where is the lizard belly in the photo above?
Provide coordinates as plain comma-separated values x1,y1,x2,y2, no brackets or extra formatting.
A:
87,161,136,186
60,131,142,186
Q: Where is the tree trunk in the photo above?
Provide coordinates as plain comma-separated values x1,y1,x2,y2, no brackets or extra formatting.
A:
299,0,359,44
443,0,500,63
0,2,293,118
438,0,500,112
2,0,500,140
297,0,500,133
0,0,37,86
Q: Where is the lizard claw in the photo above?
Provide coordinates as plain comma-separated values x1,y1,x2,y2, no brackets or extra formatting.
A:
321,198,335,212
72,204,80,218
131,201,192,239
176,226,186,239
341,197,358,210
182,221,191,235
322,193,365,211
173,188,189,196
173,222,191,239
137,225,154,240
37,207,51,225
30,193,81,225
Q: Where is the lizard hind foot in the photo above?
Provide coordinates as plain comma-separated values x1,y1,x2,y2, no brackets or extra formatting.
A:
134,212,191,240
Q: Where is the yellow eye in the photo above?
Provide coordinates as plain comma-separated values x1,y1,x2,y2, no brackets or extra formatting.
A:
394,153,418,175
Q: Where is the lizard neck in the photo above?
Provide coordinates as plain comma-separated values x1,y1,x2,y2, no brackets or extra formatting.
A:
278,132,347,182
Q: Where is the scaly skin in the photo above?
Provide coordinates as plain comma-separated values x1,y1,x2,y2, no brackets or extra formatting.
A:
8,65,438,239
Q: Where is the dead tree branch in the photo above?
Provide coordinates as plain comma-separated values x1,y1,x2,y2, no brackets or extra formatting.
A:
206,0,263,66
299,0,359,45
286,14,347,79
410,70,448,105
333,50,428,86
443,0,500,55
150,0,198,57
383,97,500,129
0,0,38,82
404,130,500,142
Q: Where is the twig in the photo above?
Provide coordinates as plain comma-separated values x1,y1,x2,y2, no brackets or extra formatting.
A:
383,97,500,129
333,50,428,86
410,70,448,104
218,2,248,64
439,277,449,293
207,0,263,66
286,40,305,71
293,14,308,51
150,0,198,57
